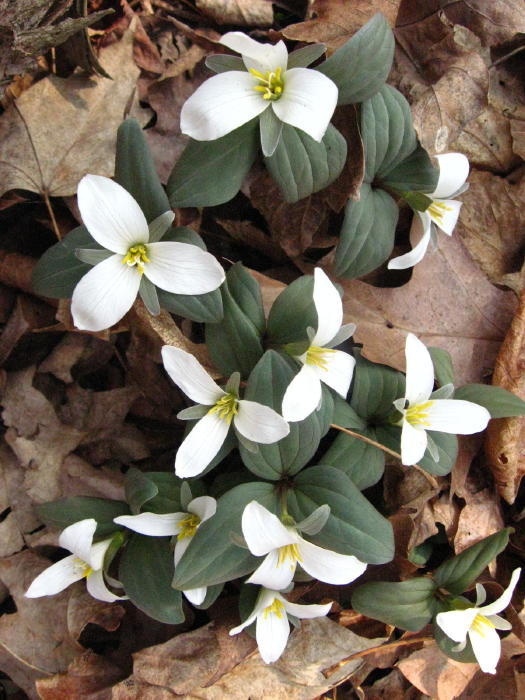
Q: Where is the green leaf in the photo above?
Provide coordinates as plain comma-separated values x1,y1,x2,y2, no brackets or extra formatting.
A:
172,482,279,589
205,277,264,379
381,144,439,193
433,529,512,595
317,13,394,105
332,396,366,430
351,578,439,631
287,43,327,69
119,534,184,624
114,118,170,222
167,118,259,207
334,183,398,279
264,123,347,203
349,351,405,422
289,465,394,564
239,351,332,480
124,468,183,514
266,275,316,346
434,618,477,664
321,429,385,490
32,225,99,298
225,263,265,336
206,54,244,72
429,347,455,387
36,497,129,537
155,227,223,323
454,384,525,418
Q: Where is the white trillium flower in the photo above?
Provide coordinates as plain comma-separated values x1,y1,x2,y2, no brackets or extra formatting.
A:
161,346,290,478
180,31,338,155
395,333,491,466
25,518,124,603
114,495,216,606
388,153,469,270
242,501,366,590
71,174,225,332
436,567,521,674
282,268,356,422
230,587,332,664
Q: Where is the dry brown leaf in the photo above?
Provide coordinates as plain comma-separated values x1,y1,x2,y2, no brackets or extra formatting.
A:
453,488,504,554
36,650,126,700
283,0,401,49
398,645,478,700
486,289,525,503
196,0,273,27
0,295,56,366
0,25,150,198
456,169,525,285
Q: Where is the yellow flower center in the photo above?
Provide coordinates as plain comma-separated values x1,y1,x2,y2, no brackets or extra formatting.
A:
405,401,434,427
177,513,201,540
122,244,150,274
428,201,453,226
207,393,239,424
305,345,335,371
277,543,302,570
471,613,496,636
73,557,93,578
250,67,284,101
263,598,285,619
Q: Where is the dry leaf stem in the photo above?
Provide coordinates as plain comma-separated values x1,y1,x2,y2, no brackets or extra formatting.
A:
331,424,439,488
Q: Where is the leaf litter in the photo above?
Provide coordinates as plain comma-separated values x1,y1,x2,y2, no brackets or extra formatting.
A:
0,0,524,698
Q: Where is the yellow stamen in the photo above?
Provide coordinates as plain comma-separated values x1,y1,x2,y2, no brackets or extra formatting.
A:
428,201,453,226
405,400,434,427
121,244,150,274
263,598,285,619
207,393,239,424
277,543,302,570
305,345,336,371
73,557,93,578
249,66,284,101
471,613,496,637
177,513,201,540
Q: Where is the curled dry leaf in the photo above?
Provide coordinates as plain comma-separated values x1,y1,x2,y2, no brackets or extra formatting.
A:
283,0,401,49
486,289,525,504
36,651,126,700
398,645,478,700
453,488,504,555
196,0,273,27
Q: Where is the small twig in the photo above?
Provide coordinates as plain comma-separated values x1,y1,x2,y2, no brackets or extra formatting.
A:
331,424,439,489
42,190,61,241
323,635,434,681
490,44,525,68
0,640,53,676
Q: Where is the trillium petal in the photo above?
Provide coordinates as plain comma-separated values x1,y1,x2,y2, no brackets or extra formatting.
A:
114,512,184,537
429,198,462,235
425,400,490,435
188,496,217,523
86,569,124,603
488,614,512,631
469,624,500,674
311,268,343,346
480,567,521,616
77,175,149,253
436,608,478,643
235,400,289,444
183,587,207,605
145,242,225,294
219,32,288,73
246,549,296,590
175,412,230,478
230,591,272,635
312,349,355,398
281,364,322,422
180,71,268,141
242,501,297,556
59,519,97,563
174,536,192,567
88,539,112,572
71,255,141,332
161,346,225,405
283,599,332,619
25,555,84,598
256,599,291,664
388,226,432,270
400,419,428,466
272,68,338,142
404,333,435,405
298,539,367,585
432,153,469,198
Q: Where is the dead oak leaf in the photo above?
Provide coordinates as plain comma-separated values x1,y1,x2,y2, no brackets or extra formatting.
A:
0,25,150,198
398,645,478,700
196,0,273,26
